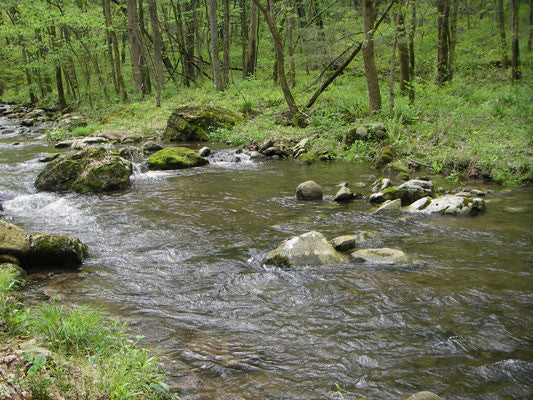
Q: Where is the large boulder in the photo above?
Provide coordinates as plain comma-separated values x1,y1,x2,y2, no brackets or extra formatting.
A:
296,180,323,201
35,148,132,193
162,105,242,142
147,147,209,170
0,221,88,270
408,195,485,216
351,248,411,265
264,231,345,268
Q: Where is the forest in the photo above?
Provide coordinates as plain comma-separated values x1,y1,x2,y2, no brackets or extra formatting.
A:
0,0,531,184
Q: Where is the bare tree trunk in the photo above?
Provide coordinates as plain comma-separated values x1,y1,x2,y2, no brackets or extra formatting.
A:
252,0,301,119
22,46,37,104
398,4,410,93
510,0,521,81
127,0,144,93
287,0,296,88
447,0,458,81
436,0,450,85
148,0,164,106
244,0,258,77
222,0,230,85
138,0,151,95
362,0,381,113
496,0,508,67
209,0,224,90
103,11,118,94
389,1,401,110
408,0,416,102
103,0,127,101
240,0,248,71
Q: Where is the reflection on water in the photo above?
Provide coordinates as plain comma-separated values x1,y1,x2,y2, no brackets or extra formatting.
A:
1,116,532,400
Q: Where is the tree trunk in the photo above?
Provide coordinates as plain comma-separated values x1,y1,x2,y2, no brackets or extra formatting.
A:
244,0,258,77
510,0,521,81
389,2,401,110
252,0,301,119
148,0,164,106
436,0,450,85
240,0,248,71
138,0,151,95
103,0,127,101
447,0,458,81
287,0,296,88
209,0,224,90
398,4,410,93
362,0,381,114
496,0,508,67
408,0,416,102
55,66,67,110
127,0,144,93
528,0,532,51
222,0,230,86
21,46,37,104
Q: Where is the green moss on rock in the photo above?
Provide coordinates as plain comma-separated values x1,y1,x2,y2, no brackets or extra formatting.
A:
162,105,243,142
23,234,89,269
147,147,209,170
298,152,318,164
373,146,394,168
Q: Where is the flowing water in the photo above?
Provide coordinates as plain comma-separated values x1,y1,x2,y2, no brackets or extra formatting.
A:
1,112,532,400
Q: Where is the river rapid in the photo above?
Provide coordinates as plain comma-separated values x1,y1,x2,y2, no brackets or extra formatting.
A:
1,112,532,400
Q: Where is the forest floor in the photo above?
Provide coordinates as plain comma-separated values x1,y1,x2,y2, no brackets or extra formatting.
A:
54,67,533,186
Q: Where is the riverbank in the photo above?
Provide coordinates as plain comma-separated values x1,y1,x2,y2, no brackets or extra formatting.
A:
29,71,531,187
0,265,172,400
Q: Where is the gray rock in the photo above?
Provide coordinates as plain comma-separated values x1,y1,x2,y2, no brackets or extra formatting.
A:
330,235,357,252
38,153,60,163
119,146,142,159
55,140,74,149
265,231,346,268
259,139,274,151
410,195,486,216
471,189,487,197
198,146,211,157
142,141,163,155
382,179,434,206
0,220,30,256
373,199,402,215
249,151,266,160
296,180,323,201
406,391,442,400
369,192,385,204
351,248,411,265
372,178,392,193
334,186,355,202
406,196,432,213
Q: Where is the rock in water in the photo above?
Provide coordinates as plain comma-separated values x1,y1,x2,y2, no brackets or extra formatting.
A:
408,195,485,216
330,235,357,252
351,248,411,265
198,146,211,157
147,147,209,170
0,221,88,270
265,231,345,268
334,186,356,202
406,391,442,400
296,180,323,201
35,148,132,193
373,198,402,215
162,105,242,142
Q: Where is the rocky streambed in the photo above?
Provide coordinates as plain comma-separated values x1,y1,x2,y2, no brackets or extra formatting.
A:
1,105,532,399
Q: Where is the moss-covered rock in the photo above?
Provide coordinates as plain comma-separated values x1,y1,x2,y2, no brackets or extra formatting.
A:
0,263,27,280
298,152,318,164
147,147,209,170
1,221,88,270
373,146,394,168
162,105,243,142
35,148,132,193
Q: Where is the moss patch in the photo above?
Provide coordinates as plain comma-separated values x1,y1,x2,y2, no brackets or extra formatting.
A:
147,147,209,170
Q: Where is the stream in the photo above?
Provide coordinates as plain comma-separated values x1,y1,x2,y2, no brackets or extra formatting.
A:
1,111,532,399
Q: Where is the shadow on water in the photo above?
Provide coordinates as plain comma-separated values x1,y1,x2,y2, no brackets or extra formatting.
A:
1,115,532,399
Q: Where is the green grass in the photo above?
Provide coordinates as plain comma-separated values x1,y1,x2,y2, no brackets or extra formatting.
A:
0,268,172,399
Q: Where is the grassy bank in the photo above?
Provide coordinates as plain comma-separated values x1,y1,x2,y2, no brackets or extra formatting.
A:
0,265,172,400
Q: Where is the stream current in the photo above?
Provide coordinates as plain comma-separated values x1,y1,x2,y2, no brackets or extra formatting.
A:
1,113,532,399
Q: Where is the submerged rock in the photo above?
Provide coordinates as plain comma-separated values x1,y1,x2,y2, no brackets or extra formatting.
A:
163,105,242,142
35,148,132,193
351,248,411,265
296,180,323,201
148,147,209,170
265,231,345,268
0,221,88,270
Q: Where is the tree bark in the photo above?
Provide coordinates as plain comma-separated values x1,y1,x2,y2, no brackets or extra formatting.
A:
244,0,258,77
436,0,450,85
510,0,521,81
389,2,401,110
240,0,248,71
103,0,127,101
408,0,416,102
21,46,38,104
447,0,458,81
287,0,296,88
397,4,410,93
127,0,144,93
209,0,224,90
222,0,230,86
362,0,382,113
252,0,301,119
495,0,508,67
138,0,151,94
148,0,164,105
